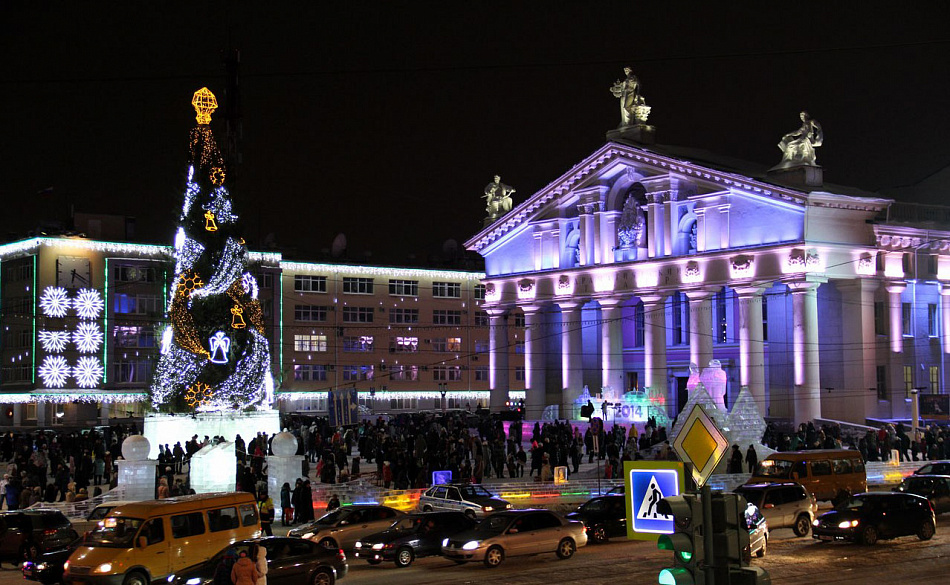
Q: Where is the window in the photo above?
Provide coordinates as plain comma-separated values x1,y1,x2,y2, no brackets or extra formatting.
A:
392,336,419,353
433,365,461,381
115,265,158,283
672,293,684,346
514,341,525,354
874,301,886,335
343,365,374,381
343,307,374,323
634,301,645,347
295,305,328,322
902,302,913,336
114,326,155,348
475,366,489,381
513,313,526,328
294,334,327,352
389,279,419,296
432,338,447,352
3,363,32,383
294,275,326,293
390,365,418,381
294,364,328,381
929,304,939,337
261,273,274,289
433,310,462,325
474,340,489,354
761,295,768,342
171,512,206,538
113,294,161,315
930,365,940,393
876,365,888,400
716,288,728,343
6,261,33,282
515,366,525,381
343,336,374,352
208,507,239,532
474,284,486,300
239,504,259,527
113,359,153,384
140,519,165,545
904,365,914,398
810,460,832,477
433,281,461,298
832,459,853,475
475,311,490,326
432,337,461,352
343,277,374,294
390,308,419,324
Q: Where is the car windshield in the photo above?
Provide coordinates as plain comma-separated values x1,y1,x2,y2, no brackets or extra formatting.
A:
86,516,144,548
902,478,936,492
315,509,349,526
734,489,763,507
475,515,512,533
835,496,872,511
754,460,792,478
391,517,422,531
459,486,493,499
31,514,70,530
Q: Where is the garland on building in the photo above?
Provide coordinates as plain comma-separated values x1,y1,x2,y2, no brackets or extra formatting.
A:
149,88,274,412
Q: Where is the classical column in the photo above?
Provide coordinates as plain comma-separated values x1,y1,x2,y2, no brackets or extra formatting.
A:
487,309,509,413
886,282,907,353
600,298,626,392
578,204,595,266
523,306,545,420
641,295,669,397
942,284,950,354
836,279,880,422
735,286,766,415
685,290,714,368
789,282,821,423
559,302,585,418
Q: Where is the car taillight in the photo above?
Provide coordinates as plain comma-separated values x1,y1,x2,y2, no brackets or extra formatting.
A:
44,529,58,536
337,548,346,562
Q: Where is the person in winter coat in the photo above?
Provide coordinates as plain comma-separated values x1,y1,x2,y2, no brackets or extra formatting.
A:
230,551,259,585
745,445,758,473
729,445,743,474
297,480,315,523
252,543,267,585
279,483,292,527
212,548,238,585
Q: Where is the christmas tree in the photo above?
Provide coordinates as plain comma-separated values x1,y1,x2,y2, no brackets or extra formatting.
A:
150,88,274,412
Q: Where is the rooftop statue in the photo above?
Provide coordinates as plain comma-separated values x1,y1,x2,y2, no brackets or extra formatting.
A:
484,175,515,221
610,66,651,127
776,111,823,167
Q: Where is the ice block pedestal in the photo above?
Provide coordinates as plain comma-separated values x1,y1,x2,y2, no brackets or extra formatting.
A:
190,441,237,493
267,432,304,521
117,435,159,502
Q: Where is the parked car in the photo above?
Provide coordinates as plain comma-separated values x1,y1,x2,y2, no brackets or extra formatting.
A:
743,503,769,559
0,510,77,564
21,535,85,584
734,482,818,537
565,495,627,543
353,511,477,567
418,484,511,519
170,536,347,585
893,475,950,514
811,492,936,545
289,505,404,552
441,509,587,568
914,461,950,476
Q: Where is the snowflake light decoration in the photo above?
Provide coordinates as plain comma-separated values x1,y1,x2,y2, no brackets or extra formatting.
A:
185,381,213,408
38,355,70,388
73,288,105,320
38,330,70,353
73,322,103,353
39,287,70,317
177,271,204,297
73,356,104,388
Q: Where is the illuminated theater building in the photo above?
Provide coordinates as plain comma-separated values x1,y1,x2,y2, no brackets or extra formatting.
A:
465,139,950,426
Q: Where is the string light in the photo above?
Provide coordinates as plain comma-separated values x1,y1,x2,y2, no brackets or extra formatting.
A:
73,356,104,388
39,287,70,318
190,238,246,300
38,330,69,353
38,355,70,388
0,392,148,404
185,381,213,408
73,288,104,320
241,273,259,300
73,322,103,353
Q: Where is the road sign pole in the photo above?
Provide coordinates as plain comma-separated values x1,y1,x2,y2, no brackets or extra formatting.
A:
702,483,716,585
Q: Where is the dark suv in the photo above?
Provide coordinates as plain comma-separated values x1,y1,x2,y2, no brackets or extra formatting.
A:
812,492,936,545
914,461,950,476
0,510,77,563
734,482,818,537
566,495,628,543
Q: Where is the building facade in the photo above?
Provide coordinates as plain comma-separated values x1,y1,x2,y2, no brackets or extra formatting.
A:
0,237,515,427
464,140,950,426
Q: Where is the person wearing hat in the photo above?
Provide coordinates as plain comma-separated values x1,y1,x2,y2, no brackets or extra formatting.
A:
257,489,274,536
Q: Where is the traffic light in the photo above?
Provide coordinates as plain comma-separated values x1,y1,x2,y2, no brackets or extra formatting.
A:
656,494,704,585
710,492,750,571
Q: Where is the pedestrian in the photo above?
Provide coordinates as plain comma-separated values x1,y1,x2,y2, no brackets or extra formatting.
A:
253,543,267,585
257,490,274,536
213,548,238,585
279,482,292,527
230,550,259,585
326,493,340,512
745,444,758,473
298,480,315,523
729,445,743,474
157,477,170,499
291,478,303,524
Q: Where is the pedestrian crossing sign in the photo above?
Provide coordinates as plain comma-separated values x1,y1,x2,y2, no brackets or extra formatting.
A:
623,461,685,540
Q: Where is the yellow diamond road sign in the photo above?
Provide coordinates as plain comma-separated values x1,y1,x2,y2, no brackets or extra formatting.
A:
672,404,729,487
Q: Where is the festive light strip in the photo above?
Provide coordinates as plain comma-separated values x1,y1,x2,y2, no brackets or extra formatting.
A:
150,344,206,407
0,237,281,265
0,392,149,404
190,238,247,300
280,261,485,281
276,390,526,401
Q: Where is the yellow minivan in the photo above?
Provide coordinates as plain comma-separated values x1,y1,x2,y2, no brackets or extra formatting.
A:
747,449,867,504
63,492,260,585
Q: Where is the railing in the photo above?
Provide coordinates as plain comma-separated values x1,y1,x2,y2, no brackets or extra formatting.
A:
27,486,128,519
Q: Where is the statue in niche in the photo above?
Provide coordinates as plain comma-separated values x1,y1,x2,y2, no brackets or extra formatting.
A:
688,221,698,253
610,67,651,127
617,193,646,249
776,111,823,167
484,175,515,221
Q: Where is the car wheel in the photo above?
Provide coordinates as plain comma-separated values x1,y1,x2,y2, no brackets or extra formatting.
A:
590,524,608,543
483,545,505,568
793,514,811,537
366,558,382,565
395,547,414,568
311,569,334,585
464,509,478,520
318,538,337,549
123,571,149,585
556,538,576,560
422,505,433,512
756,537,767,558
861,525,878,546
918,521,936,541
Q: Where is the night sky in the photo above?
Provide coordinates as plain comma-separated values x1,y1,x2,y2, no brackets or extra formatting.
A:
4,2,950,265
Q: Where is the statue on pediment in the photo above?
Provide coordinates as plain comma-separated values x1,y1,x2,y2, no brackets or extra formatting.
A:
610,66,651,127
484,175,515,221
776,111,823,167
617,193,646,249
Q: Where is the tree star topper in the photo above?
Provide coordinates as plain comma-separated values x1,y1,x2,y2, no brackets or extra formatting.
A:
192,87,218,125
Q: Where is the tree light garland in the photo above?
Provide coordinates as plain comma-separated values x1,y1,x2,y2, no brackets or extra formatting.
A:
39,287,70,318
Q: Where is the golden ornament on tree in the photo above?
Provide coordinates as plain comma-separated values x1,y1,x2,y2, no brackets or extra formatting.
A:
209,166,226,186
230,304,246,329
184,381,214,408
204,210,218,232
192,87,218,125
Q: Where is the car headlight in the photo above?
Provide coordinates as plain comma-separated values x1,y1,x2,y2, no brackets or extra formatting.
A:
302,532,314,540
94,563,113,574
483,506,493,512
812,519,819,526
355,541,362,549
462,541,480,551
35,563,47,571
837,520,859,529
372,543,385,550
63,561,70,572
186,578,202,585
166,574,175,583
442,538,449,547
505,504,512,509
